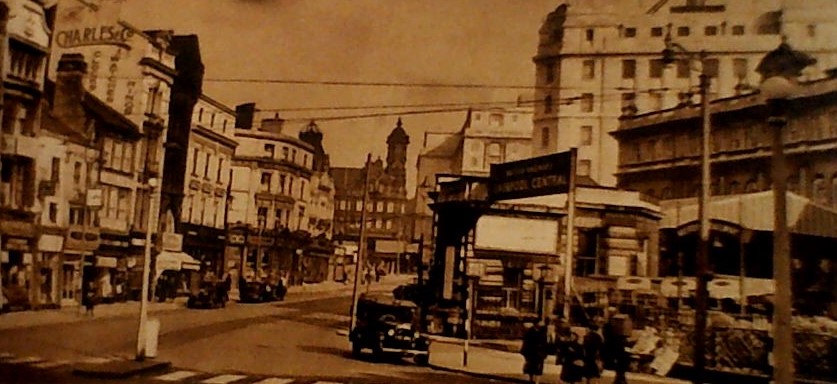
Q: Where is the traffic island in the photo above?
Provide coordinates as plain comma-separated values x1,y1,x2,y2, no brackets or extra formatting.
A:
72,359,172,379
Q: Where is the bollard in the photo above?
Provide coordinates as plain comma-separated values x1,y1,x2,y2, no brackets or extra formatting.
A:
146,318,160,358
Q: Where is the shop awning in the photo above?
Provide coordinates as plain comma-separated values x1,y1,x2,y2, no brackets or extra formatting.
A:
660,191,837,238
156,250,201,272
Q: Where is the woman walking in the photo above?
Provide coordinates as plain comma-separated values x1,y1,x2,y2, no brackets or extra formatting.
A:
82,281,97,317
582,315,605,384
559,332,585,384
521,321,549,384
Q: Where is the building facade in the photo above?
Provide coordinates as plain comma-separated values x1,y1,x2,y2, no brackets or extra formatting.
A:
226,110,315,285
533,0,837,186
332,119,410,275
298,121,336,282
1,0,52,310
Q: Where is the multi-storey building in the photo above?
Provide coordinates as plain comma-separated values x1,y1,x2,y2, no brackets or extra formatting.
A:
332,119,410,275
533,0,837,186
227,110,315,285
413,107,533,266
614,65,837,285
298,121,335,282
0,0,51,310
49,1,176,300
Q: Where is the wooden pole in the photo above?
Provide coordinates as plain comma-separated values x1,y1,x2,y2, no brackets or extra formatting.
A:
349,154,372,333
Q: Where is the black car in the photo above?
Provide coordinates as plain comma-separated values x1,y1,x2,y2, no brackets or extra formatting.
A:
349,293,430,365
187,281,227,309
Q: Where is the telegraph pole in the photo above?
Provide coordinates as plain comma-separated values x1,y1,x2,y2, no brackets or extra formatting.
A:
349,153,372,333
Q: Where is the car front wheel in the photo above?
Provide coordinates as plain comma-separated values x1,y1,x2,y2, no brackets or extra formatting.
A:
351,342,362,358
414,353,429,366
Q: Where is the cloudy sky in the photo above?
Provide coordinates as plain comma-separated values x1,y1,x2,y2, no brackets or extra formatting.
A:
119,0,558,195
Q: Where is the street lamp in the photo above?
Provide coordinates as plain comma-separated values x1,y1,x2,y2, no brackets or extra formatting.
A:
661,31,712,384
756,41,816,384
136,177,159,360
537,264,552,323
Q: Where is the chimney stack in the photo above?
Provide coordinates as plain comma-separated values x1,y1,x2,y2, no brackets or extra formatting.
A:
259,114,284,134
235,102,256,129
53,53,88,128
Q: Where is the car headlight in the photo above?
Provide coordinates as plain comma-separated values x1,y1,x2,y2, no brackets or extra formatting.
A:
387,329,395,336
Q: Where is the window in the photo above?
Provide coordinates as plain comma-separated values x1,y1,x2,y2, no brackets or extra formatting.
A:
73,162,82,185
257,207,268,225
303,154,308,168
485,143,503,166
621,93,636,114
204,152,211,178
649,91,664,111
541,127,550,149
192,148,199,175
282,147,289,160
489,113,504,127
544,95,553,114
210,113,216,128
813,175,827,204
375,219,383,229
733,58,748,80
264,144,275,158
216,158,224,182
300,180,306,199
376,201,384,212
703,58,719,78
622,59,636,79
651,27,663,37
575,229,599,277
260,172,271,192
649,59,664,78
580,93,594,112
279,174,286,193
197,108,204,122
545,62,555,83
183,195,193,222
677,26,690,36
274,209,284,229
291,149,297,163
677,59,691,78
577,159,591,176
732,25,745,35
387,202,395,213
705,26,718,36
49,203,58,223
288,177,294,196
386,220,393,230
69,206,85,226
355,200,362,211
585,28,594,42
582,60,595,80
624,27,636,37
580,125,593,146
51,157,60,182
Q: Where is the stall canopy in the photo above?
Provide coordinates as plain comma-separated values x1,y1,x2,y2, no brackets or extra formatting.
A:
660,191,837,238
156,250,201,272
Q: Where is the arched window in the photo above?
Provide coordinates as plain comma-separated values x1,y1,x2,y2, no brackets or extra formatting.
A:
485,142,503,166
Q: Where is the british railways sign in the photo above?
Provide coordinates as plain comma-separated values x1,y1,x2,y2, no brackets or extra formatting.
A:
488,149,574,201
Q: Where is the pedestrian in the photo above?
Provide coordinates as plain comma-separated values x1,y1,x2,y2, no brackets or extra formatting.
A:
559,332,585,384
82,281,97,317
521,320,549,384
582,315,605,384
605,313,633,384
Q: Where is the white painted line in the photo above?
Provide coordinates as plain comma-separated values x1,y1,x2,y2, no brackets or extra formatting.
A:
32,360,71,369
6,356,43,364
78,357,112,364
155,370,201,381
201,374,248,384
252,378,295,384
0,352,14,359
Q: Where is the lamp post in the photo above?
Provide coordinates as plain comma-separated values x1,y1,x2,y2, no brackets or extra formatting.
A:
349,153,373,333
136,177,159,360
661,31,712,384
756,41,816,384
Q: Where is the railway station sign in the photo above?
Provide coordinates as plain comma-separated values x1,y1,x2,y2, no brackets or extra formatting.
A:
488,150,574,201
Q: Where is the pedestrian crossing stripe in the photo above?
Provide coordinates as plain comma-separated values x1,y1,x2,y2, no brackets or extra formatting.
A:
201,374,248,383
251,379,294,384
79,356,113,364
155,370,201,381
31,360,70,369
6,356,43,364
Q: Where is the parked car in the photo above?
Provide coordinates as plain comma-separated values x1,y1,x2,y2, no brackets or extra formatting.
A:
349,293,430,365
187,281,227,309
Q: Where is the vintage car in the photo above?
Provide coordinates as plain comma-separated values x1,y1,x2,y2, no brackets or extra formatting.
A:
349,293,430,365
187,280,227,309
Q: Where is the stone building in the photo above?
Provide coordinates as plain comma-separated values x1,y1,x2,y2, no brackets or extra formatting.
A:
332,118,410,275
226,109,316,286
532,0,837,186
298,121,336,283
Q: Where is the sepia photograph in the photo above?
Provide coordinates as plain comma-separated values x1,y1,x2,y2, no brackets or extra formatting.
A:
0,0,836,383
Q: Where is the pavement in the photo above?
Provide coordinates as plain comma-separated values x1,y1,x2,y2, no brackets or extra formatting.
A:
425,335,690,384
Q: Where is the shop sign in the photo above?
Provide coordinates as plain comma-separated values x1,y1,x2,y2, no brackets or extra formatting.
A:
96,256,118,268
55,25,134,49
488,150,573,201
161,233,183,252
38,234,65,253
228,233,245,245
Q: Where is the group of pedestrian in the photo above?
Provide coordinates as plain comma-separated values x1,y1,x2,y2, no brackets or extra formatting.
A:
521,311,632,384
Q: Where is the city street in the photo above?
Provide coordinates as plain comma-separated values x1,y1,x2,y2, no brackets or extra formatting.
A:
0,284,497,384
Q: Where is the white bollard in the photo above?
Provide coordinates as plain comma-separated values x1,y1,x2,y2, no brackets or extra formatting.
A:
145,318,160,358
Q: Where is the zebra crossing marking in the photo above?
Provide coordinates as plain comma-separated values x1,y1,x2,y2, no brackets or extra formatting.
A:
155,370,201,381
6,356,43,364
79,356,113,364
251,378,295,384
201,374,248,384
32,360,71,369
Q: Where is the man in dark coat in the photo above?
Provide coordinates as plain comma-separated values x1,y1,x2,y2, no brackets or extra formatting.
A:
521,321,549,384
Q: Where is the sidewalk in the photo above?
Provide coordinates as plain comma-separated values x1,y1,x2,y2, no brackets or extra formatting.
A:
0,274,413,331
428,336,689,384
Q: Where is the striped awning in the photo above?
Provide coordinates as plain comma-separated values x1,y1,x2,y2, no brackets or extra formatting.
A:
660,191,837,238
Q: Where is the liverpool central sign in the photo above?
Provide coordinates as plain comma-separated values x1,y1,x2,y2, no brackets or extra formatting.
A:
488,149,575,201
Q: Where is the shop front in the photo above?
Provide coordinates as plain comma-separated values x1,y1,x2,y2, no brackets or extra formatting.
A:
181,223,226,276
35,233,64,309
1,218,37,312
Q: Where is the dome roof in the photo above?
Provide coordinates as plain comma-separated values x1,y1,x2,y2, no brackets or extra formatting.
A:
387,117,409,144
